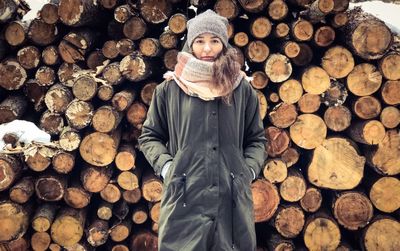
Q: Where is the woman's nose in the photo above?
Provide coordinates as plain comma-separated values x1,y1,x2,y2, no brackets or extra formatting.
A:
203,43,211,52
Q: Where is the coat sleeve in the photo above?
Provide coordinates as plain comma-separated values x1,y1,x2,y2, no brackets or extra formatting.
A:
138,84,173,177
243,86,268,177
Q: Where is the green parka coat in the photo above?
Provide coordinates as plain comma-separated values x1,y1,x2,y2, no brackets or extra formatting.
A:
138,78,267,251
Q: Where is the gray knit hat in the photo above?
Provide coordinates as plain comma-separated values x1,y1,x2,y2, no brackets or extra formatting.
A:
186,9,229,48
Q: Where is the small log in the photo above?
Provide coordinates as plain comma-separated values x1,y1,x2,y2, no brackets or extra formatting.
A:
122,187,142,204
362,216,400,251
365,130,400,175
0,95,28,124
110,219,132,242
301,66,330,94
123,16,147,40
92,105,122,133
131,204,148,224
297,93,321,114
23,80,47,111
39,110,64,135
42,46,60,66
263,159,287,184
35,173,67,202
117,170,139,191
130,230,158,251
64,179,91,209
0,0,18,22
72,75,98,101
65,100,94,129
58,62,81,87
52,151,75,174
348,120,386,145
268,0,288,21
302,0,334,23
115,144,137,171
279,79,303,104
291,19,313,42
40,1,59,24
346,63,382,97
250,17,272,39
140,82,157,106
353,96,381,120
265,126,290,157
81,164,113,193
281,147,299,168
237,0,269,13
59,129,81,152
114,4,133,23
120,52,151,81
266,234,295,251
344,7,392,60
100,183,121,203
86,50,106,71
279,169,307,202
126,101,148,129
381,80,400,105
303,213,341,251
28,19,58,46
102,62,123,86
250,71,268,90
98,85,114,101
32,203,58,233
17,46,40,70
102,40,119,59
114,199,129,221
44,84,73,113
233,32,249,48
97,201,113,220
112,89,136,112
308,137,365,190
323,105,351,132
252,179,280,223
0,154,22,192
58,0,104,27
273,204,305,238
9,176,34,204
139,38,162,57
333,0,349,13
291,43,313,66
282,41,300,58
86,219,109,247
264,53,291,83
214,0,239,20
300,187,322,213
139,0,171,24
151,222,159,234
333,191,373,230
100,0,119,9
26,148,51,172
321,45,354,79
4,20,29,47
246,40,270,63
31,231,51,251
273,22,290,39
321,80,348,106
150,201,160,223
370,177,400,213
168,13,187,34
163,49,179,70
380,106,400,129
50,207,87,247
0,236,30,251
330,12,348,28
313,25,335,47
0,59,27,90
159,30,178,49
269,103,297,129
117,38,135,56
379,51,400,81
0,200,30,242
141,170,163,203
111,244,130,251
35,66,56,87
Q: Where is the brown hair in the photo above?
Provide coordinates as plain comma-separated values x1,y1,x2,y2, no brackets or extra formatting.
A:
212,47,241,105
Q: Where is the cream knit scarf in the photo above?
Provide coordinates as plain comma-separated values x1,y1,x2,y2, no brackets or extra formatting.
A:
164,52,245,101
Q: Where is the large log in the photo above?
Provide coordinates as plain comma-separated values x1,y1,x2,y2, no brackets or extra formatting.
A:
0,95,28,124
58,0,104,27
0,59,27,90
369,177,400,213
303,213,341,251
0,200,31,242
0,154,22,192
252,179,280,223
362,217,400,251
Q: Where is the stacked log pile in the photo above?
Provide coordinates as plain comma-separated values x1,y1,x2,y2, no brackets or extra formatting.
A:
0,0,399,250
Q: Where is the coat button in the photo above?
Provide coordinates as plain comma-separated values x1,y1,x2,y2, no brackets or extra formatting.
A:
212,111,216,115
212,146,217,151
210,216,215,221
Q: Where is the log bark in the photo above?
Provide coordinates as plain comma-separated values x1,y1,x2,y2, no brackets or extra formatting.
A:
252,179,280,223
58,0,104,27
0,59,27,90
348,120,386,145
9,176,34,205
266,234,295,251
333,191,373,230
301,0,334,23
308,137,365,190
0,95,28,124
0,0,18,23
50,207,87,247
264,53,291,83
0,200,30,242
86,219,109,247
32,203,58,233
291,43,313,66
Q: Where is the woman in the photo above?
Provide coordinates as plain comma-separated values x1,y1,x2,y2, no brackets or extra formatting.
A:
138,9,267,251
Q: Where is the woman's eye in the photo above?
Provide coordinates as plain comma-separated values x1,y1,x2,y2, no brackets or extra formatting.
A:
212,39,221,44
194,40,204,44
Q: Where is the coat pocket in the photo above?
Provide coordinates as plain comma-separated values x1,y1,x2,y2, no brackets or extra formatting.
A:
233,147,253,185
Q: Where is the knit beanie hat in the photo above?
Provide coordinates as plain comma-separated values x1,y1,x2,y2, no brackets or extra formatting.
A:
186,9,229,48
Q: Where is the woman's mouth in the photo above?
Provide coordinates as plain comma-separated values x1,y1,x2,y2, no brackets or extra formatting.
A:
200,57,215,61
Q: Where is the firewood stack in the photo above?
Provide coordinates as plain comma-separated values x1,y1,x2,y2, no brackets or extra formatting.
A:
0,0,399,250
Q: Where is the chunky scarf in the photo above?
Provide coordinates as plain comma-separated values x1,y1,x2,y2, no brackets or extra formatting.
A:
164,52,246,101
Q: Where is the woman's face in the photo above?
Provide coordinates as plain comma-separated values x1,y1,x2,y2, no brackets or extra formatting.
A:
192,33,224,62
